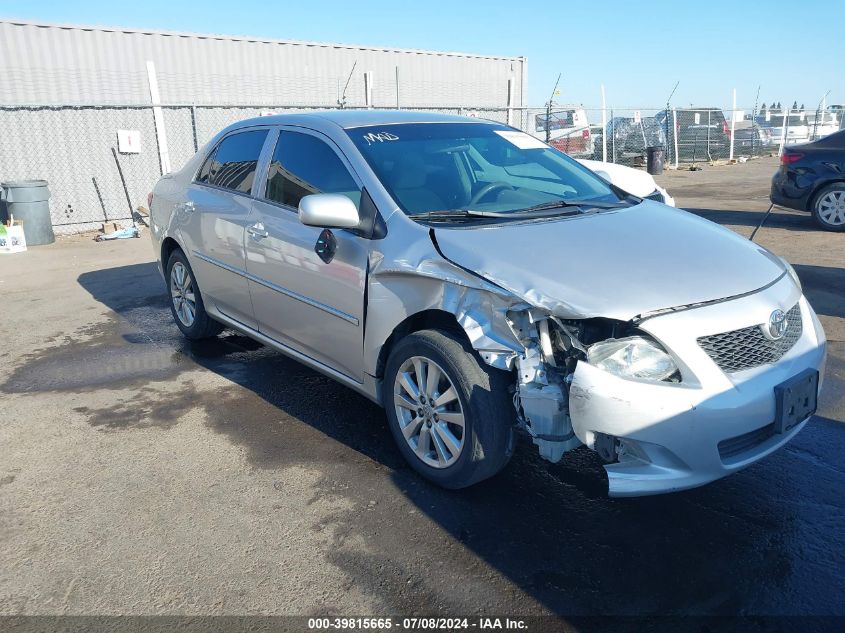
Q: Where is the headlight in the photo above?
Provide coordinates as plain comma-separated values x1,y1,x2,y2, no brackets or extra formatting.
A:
587,336,678,381
780,257,802,291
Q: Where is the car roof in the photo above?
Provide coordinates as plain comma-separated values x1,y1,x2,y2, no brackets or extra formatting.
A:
228,109,496,132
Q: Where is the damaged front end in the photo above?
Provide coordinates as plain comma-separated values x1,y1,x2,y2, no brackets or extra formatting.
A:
507,309,681,466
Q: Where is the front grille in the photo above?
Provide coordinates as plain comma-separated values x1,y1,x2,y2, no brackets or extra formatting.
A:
697,303,802,373
718,422,776,461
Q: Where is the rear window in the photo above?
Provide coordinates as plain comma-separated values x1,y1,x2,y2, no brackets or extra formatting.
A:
680,110,725,126
535,110,576,133
812,129,845,148
197,129,268,194
757,115,807,127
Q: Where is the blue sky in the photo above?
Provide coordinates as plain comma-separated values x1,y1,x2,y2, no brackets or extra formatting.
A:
1,0,840,110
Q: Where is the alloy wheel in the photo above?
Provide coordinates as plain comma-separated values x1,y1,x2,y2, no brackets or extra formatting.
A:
170,261,197,327
817,190,845,227
393,356,465,468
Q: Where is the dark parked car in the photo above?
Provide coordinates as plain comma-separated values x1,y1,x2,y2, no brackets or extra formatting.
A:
655,107,731,161
770,129,845,231
591,116,665,164
732,122,773,155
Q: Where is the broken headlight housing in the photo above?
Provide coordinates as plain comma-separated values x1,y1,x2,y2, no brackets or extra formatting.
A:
587,336,678,382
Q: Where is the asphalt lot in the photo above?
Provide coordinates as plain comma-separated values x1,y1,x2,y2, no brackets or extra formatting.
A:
1,155,843,625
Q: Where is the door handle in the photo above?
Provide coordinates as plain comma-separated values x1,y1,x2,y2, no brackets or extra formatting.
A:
176,201,195,213
247,222,268,239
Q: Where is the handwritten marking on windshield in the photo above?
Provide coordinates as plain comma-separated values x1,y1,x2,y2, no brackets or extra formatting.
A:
363,132,399,145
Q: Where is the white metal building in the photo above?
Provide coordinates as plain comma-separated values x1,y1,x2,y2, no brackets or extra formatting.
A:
0,19,527,108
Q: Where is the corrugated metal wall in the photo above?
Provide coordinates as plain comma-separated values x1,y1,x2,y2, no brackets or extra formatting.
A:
0,20,526,108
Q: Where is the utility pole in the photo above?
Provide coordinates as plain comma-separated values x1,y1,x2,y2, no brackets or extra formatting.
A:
751,85,760,156
664,81,679,162
545,73,561,144
337,61,357,109
813,90,830,140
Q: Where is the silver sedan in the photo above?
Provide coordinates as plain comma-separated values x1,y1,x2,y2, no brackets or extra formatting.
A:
149,111,826,496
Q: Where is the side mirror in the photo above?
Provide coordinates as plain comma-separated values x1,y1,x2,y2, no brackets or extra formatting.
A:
298,194,360,229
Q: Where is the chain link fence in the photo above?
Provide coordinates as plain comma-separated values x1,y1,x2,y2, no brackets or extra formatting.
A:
1,102,841,234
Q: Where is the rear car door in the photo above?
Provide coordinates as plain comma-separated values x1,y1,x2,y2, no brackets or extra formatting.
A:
177,128,271,329
245,128,369,381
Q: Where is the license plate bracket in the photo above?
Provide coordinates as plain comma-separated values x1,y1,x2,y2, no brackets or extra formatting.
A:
774,369,818,434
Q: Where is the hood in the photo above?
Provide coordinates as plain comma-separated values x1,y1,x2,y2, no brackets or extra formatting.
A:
432,202,786,321
576,159,660,197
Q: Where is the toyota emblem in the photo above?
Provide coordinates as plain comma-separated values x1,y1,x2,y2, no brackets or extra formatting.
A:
763,309,788,341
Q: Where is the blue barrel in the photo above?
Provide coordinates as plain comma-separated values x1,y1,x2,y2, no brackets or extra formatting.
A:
1,180,55,245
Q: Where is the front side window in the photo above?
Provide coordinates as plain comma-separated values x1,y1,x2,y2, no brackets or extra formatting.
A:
348,123,622,217
265,131,360,209
198,129,268,194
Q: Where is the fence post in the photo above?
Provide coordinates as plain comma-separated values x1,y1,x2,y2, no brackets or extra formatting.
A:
145,60,171,175
506,77,514,127
672,108,679,168
601,84,607,162
779,101,789,156
610,108,615,163
729,88,736,161
363,72,373,109
190,105,198,152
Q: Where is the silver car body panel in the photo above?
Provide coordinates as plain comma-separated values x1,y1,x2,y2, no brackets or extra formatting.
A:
150,110,827,496
431,202,787,322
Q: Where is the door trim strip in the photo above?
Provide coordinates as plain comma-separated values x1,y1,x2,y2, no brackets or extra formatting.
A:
192,251,359,326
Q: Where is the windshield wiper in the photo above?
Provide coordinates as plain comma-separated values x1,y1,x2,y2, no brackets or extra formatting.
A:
410,209,510,220
409,207,584,222
517,198,628,213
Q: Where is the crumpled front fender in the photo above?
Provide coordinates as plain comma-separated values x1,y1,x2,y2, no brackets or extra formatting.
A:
363,215,525,389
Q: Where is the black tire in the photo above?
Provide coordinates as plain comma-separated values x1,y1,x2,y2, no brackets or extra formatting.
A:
811,183,845,232
166,249,224,340
384,329,515,489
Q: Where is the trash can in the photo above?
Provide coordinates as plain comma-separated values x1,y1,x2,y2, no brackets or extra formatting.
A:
1,180,55,245
646,147,665,175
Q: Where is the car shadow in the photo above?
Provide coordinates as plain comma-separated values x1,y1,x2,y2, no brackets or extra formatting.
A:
68,262,845,621
684,206,816,232
793,264,845,321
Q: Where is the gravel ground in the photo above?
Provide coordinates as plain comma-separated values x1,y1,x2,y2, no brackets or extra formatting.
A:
1,155,843,625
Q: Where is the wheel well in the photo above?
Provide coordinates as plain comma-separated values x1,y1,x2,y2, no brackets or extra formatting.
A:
809,179,845,210
160,237,182,268
375,309,469,379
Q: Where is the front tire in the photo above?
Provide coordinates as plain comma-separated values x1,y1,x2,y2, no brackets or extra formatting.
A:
384,329,515,489
812,183,845,232
166,249,224,340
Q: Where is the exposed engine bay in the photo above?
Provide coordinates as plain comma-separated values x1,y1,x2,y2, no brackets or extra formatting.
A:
507,310,679,464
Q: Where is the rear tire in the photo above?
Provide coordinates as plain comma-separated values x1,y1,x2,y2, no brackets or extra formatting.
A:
811,183,845,232
384,329,515,489
166,249,224,340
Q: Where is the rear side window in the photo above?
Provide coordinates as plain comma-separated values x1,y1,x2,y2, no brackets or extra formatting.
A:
265,131,359,209
197,130,268,194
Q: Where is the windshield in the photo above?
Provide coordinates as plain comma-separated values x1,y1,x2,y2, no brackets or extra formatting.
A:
347,122,622,218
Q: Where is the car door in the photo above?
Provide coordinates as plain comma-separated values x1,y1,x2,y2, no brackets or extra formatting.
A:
245,127,369,381
177,127,271,330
